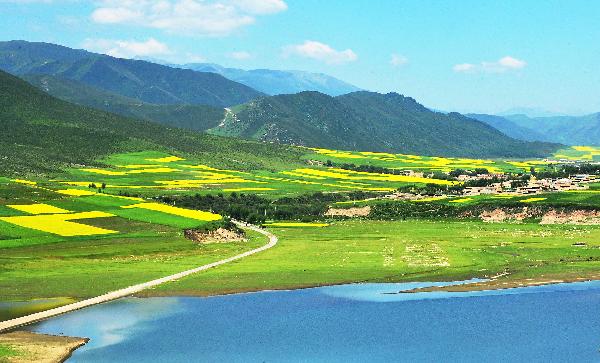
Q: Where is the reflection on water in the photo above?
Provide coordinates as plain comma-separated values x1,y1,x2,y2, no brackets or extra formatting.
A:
26,297,180,350
28,281,600,362
0,297,76,321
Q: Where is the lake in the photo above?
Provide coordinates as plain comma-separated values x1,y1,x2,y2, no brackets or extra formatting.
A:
26,280,600,362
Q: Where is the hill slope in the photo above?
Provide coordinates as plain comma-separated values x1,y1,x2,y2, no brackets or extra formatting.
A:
23,74,225,132
466,113,548,142
182,63,361,96
0,40,263,107
502,113,600,146
211,91,561,158
0,70,302,175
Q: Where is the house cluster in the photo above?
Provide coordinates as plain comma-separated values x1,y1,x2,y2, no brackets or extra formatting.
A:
463,174,596,196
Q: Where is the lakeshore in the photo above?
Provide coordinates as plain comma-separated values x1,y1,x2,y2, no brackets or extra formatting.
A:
16,279,600,362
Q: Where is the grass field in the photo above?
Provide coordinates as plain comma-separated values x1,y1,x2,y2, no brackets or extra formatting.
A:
0,178,266,310
148,219,600,296
0,343,20,361
2,146,600,318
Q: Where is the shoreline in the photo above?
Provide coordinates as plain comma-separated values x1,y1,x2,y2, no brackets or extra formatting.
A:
400,273,600,293
0,331,88,363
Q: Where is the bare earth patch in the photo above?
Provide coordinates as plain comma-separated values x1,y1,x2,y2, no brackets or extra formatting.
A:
184,228,247,244
0,331,87,363
325,206,371,217
540,210,600,225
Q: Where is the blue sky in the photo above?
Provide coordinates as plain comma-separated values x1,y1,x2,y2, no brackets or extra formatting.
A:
1,0,599,114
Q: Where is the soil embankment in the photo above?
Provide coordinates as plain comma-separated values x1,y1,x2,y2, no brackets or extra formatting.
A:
0,331,87,363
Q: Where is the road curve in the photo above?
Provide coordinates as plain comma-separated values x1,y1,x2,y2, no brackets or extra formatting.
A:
0,221,277,333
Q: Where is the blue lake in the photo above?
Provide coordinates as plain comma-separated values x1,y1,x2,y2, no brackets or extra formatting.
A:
27,280,600,362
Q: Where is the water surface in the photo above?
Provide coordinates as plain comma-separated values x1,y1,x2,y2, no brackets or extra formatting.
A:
28,280,600,362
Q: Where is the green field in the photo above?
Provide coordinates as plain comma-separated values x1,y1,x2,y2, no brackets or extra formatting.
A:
1,145,600,316
0,344,20,361
149,220,600,296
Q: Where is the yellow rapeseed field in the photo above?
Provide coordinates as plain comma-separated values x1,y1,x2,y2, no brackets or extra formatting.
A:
8,203,71,215
263,222,329,227
80,168,127,176
0,211,118,236
145,156,185,163
122,203,222,221
56,189,96,196
12,179,37,186
449,198,473,203
520,197,547,203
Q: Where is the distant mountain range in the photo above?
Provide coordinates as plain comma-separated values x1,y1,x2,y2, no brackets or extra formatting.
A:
0,40,263,107
210,91,560,158
1,40,565,158
179,63,361,96
23,74,225,132
0,69,301,175
469,113,600,145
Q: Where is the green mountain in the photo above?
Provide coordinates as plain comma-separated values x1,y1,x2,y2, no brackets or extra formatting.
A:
501,114,600,146
0,40,263,107
466,113,548,142
469,112,600,146
211,91,561,158
0,70,302,176
181,63,361,96
23,74,225,132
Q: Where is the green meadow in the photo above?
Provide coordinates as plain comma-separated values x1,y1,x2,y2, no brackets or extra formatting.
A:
150,219,600,296
1,145,599,314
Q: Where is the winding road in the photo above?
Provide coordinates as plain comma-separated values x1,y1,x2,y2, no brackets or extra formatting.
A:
0,221,278,333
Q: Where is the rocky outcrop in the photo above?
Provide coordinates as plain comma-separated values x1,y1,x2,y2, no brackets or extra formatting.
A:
325,206,371,217
184,228,247,244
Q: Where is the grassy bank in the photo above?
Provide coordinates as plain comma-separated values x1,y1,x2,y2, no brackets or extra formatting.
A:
148,219,600,296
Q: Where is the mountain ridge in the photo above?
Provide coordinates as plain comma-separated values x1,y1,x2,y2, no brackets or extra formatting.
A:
0,40,264,108
211,90,561,158
180,63,361,96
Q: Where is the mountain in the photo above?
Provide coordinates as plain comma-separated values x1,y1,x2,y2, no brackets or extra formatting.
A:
210,91,561,158
23,74,225,132
0,69,301,175
499,107,565,118
466,113,548,142
0,40,263,107
180,63,361,96
502,113,600,145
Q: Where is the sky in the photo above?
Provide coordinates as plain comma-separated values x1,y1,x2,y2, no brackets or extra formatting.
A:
1,0,599,115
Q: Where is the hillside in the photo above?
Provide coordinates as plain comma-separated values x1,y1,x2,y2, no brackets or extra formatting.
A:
0,70,302,175
182,63,361,96
0,40,263,107
211,91,561,158
503,113,600,146
23,74,225,132
473,111,600,146
466,113,548,142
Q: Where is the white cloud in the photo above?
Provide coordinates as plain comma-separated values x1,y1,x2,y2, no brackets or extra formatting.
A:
231,0,287,14
90,0,287,37
497,56,526,69
453,56,527,73
82,37,172,59
390,54,408,67
283,40,357,65
229,51,252,60
453,63,475,72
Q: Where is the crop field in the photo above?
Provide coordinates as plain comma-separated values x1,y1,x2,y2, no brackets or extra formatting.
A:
305,146,600,173
150,219,600,296
304,148,553,173
554,146,600,161
2,146,600,317
0,178,268,310
24,151,469,199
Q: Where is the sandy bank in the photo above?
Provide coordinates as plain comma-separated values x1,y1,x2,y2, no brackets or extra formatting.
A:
0,331,87,363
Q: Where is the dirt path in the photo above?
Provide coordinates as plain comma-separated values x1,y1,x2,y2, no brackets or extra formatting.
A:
0,221,277,333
